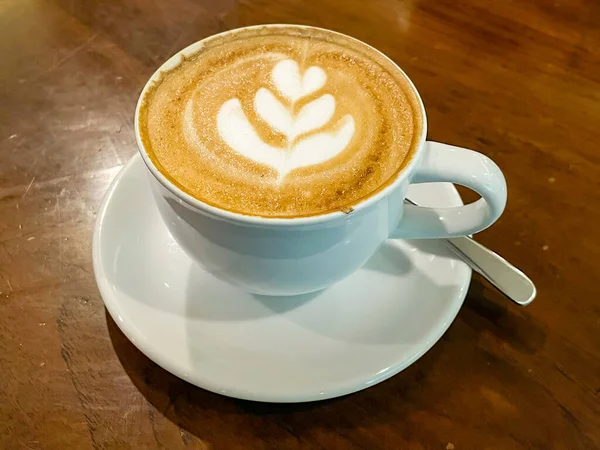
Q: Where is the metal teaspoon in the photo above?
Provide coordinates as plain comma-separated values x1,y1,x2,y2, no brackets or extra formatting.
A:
405,198,536,306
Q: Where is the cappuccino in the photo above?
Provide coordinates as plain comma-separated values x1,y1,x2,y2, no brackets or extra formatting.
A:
139,25,423,217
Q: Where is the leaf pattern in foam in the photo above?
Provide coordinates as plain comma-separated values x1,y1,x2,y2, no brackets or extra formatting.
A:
254,88,292,136
293,94,335,139
217,98,285,171
288,115,355,172
254,88,336,141
216,59,356,180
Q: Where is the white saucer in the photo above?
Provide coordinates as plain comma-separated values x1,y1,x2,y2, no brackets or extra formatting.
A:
93,154,471,403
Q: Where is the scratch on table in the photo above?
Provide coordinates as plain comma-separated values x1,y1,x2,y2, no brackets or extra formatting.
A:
32,34,98,81
12,398,33,427
55,194,64,275
22,176,36,199
1,165,122,200
122,404,141,420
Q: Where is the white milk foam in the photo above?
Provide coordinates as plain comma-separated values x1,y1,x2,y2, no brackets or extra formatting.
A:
213,59,355,179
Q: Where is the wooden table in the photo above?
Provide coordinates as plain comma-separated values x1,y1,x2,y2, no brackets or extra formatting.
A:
1,1,599,448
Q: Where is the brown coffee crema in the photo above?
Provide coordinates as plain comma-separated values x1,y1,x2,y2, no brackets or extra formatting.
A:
139,25,423,218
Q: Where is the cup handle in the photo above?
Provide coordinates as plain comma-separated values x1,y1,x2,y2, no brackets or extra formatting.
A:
390,141,507,239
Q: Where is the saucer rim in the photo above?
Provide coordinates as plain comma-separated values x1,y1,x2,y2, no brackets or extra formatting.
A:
93,154,470,403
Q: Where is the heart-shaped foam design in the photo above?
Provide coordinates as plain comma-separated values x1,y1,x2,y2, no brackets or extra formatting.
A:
272,60,327,102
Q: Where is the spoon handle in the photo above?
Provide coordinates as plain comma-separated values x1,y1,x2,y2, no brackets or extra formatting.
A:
445,236,536,305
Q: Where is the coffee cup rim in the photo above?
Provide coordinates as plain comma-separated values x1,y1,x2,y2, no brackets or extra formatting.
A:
134,24,428,227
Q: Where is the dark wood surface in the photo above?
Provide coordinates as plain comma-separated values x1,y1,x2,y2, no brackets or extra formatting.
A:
1,0,599,448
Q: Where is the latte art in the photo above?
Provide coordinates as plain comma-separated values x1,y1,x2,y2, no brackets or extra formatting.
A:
216,59,355,179
139,25,423,217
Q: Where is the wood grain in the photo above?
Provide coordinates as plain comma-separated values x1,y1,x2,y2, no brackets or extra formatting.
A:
1,0,599,448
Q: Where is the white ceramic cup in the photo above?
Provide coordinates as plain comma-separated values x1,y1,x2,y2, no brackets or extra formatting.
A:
135,25,507,296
